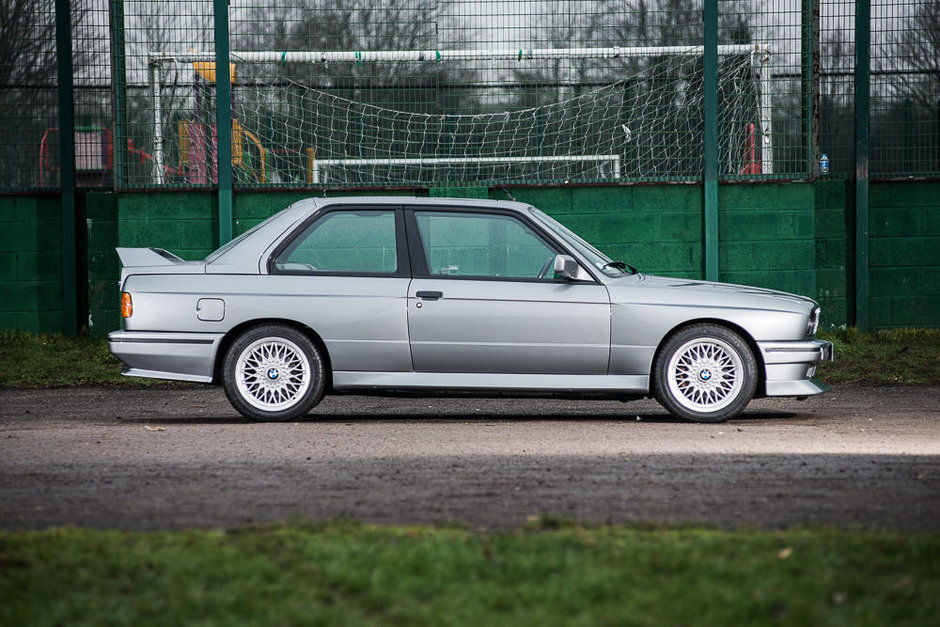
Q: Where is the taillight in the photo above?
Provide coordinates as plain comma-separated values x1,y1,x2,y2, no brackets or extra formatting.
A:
120,292,133,318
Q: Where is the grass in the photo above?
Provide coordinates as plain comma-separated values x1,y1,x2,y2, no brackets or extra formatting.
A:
817,326,940,384
1,327,939,389
1,521,937,626
0,329,166,389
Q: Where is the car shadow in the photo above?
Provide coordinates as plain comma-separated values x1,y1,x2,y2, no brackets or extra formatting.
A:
116,408,800,426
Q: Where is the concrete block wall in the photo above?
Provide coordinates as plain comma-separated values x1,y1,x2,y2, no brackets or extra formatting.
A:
814,180,850,328
718,183,817,298
0,195,63,333
502,186,704,278
5,179,939,336
869,181,940,329
85,193,119,335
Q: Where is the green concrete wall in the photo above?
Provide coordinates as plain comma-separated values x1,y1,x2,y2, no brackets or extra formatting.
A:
85,192,119,335
4,180,939,336
501,186,704,278
869,181,940,330
0,195,64,333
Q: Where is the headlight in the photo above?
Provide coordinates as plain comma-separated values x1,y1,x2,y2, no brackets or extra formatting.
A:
806,306,820,337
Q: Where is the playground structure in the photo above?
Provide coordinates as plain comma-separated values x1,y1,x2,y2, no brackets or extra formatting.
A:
40,61,269,187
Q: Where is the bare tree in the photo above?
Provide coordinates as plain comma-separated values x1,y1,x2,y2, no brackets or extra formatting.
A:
887,0,940,108
0,0,88,188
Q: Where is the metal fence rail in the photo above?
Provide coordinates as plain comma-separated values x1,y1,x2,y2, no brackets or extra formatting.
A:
0,0,938,191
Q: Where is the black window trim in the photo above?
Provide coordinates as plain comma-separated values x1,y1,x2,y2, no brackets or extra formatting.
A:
266,204,411,278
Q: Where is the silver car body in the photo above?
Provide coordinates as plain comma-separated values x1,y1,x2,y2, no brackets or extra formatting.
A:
109,197,832,405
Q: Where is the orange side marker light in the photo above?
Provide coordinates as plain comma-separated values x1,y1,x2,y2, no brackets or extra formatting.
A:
120,292,133,318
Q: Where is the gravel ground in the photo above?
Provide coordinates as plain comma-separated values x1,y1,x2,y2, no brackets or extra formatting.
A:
1,384,938,531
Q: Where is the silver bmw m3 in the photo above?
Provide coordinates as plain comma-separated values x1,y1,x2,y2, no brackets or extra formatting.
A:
108,197,833,423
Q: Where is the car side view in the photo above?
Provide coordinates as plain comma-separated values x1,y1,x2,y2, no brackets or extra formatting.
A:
109,197,833,423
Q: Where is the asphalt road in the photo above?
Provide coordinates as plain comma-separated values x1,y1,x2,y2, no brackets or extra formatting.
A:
1,384,938,531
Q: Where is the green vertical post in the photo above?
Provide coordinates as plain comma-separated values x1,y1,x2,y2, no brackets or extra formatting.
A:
703,0,719,281
109,0,127,188
214,0,233,244
56,0,78,334
802,0,819,176
854,0,870,331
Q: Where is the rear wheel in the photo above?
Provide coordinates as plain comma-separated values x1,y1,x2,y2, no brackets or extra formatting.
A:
222,324,326,422
653,324,757,423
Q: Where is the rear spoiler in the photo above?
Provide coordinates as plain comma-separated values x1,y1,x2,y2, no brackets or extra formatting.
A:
116,247,185,267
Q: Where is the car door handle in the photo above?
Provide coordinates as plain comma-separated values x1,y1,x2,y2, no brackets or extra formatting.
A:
415,291,443,300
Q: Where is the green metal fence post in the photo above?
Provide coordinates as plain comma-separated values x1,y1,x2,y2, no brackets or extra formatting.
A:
215,0,233,245
703,0,719,281
854,0,870,331
109,0,127,188
55,0,78,335
802,0,819,176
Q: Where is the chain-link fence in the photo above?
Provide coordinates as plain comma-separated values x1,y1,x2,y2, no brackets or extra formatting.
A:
2,0,938,190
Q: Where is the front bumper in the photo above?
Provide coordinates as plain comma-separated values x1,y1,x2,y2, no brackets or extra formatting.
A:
757,339,834,397
108,330,225,383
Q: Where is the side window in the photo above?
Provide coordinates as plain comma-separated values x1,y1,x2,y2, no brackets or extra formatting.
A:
274,210,398,274
414,211,557,279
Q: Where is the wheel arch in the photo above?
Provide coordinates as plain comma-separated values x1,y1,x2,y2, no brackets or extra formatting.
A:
212,318,334,391
649,318,766,397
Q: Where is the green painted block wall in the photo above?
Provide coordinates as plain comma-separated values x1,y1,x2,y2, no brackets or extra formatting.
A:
86,192,120,335
869,181,940,329
0,195,64,333
813,180,849,328
718,182,817,300
117,192,217,259
496,185,704,278
8,179,940,336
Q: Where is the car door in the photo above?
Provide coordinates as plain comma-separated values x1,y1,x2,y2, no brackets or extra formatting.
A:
268,206,413,372
405,207,611,375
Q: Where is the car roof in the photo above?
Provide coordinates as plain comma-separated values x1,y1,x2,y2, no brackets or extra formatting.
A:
298,196,533,212
206,196,535,273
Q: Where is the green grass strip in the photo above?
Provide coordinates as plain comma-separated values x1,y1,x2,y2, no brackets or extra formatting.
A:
1,522,938,626
817,327,940,384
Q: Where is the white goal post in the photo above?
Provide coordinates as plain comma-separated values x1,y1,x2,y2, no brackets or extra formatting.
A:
147,44,773,184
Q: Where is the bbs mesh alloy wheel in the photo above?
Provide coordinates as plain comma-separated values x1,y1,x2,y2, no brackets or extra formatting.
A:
654,324,758,423
223,324,326,421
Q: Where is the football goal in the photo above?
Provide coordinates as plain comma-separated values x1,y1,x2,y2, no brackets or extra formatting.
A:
146,44,773,185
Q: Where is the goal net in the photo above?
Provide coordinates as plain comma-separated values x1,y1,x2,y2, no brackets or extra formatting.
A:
147,45,771,186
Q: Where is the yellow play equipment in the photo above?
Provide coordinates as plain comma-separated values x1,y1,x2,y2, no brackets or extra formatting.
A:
177,60,268,184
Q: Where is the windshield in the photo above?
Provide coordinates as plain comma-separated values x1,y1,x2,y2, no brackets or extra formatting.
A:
527,207,631,277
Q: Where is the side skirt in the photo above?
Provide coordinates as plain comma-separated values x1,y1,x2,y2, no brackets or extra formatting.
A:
333,371,649,395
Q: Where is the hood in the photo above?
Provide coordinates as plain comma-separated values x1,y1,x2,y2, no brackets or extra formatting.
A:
608,273,817,314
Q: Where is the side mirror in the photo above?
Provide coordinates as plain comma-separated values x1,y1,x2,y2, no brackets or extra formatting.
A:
553,254,581,280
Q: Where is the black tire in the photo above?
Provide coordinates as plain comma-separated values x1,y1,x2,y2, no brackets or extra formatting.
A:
222,324,326,422
653,323,758,423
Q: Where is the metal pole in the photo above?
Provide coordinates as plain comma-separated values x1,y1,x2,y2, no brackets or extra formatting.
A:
149,60,164,184
55,0,78,335
801,0,819,176
755,50,774,174
703,0,719,282
214,0,233,245
854,0,871,331
109,0,127,188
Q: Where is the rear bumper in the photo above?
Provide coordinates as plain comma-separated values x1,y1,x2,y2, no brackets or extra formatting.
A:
108,330,224,383
757,339,834,397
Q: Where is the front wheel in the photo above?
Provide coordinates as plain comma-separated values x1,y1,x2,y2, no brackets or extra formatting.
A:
222,325,326,421
653,324,758,423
